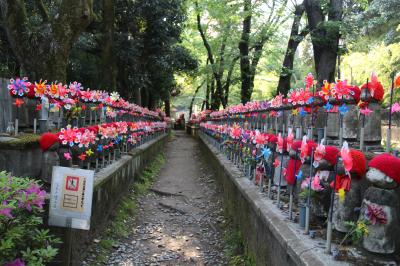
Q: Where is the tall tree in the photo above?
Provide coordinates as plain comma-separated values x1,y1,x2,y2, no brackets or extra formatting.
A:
239,0,288,104
0,0,94,81
277,2,308,95
304,0,343,86
195,1,241,109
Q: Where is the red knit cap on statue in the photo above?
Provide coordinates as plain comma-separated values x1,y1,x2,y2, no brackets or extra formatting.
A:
349,149,366,179
307,141,317,156
348,86,361,103
291,140,302,152
39,133,59,151
285,158,301,185
323,146,339,166
268,134,278,144
369,154,400,184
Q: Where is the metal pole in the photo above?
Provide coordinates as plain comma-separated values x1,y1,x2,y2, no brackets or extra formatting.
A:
325,156,340,254
305,149,314,235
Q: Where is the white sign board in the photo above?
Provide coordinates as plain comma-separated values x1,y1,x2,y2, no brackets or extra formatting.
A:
48,166,94,230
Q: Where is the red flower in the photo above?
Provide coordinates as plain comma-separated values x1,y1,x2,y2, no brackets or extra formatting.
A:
365,203,387,225
273,159,280,168
13,98,24,108
36,104,42,111
78,153,87,161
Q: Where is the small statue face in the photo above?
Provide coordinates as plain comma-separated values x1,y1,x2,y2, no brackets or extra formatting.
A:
315,159,334,171
289,150,299,159
367,168,398,189
360,88,372,102
336,160,345,175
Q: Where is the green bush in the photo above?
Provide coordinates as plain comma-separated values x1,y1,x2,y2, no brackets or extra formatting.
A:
0,172,61,266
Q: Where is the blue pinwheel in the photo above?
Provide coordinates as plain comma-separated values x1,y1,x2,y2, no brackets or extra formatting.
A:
299,108,307,117
338,104,349,115
296,170,303,181
307,97,314,104
96,144,103,152
260,147,272,161
323,102,333,112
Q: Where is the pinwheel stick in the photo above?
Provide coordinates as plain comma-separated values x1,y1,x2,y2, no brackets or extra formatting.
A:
276,151,284,208
387,76,395,152
339,114,343,147
324,108,328,142
289,150,299,221
360,79,368,152
268,149,276,199
305,148,314,235
325,156,340,254
15,105,19,136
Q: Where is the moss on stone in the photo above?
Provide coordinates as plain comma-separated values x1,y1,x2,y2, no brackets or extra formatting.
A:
0,134,40,149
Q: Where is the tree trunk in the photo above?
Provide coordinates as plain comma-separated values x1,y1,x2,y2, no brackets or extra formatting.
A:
195,1,226,107
101,0,117,91
189,80,205,118
164,99,171,117
210,79,221,110
304,0,343,87
205,78,210,110
133,88,142,106
277,3,307,95
1,0,93,82
239,0,252,104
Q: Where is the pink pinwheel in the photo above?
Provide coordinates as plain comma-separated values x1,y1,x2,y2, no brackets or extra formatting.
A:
69,81,82,97
286,130,294,152
57,83,69,99
391,103,400,114
254,130,266,146
277,133,284,153
360,107,373,116
64,153,72,160
80,89,92,102
314,139,325,166
305,73,314,89
312,174,325,191
59,125,79,146
300,136,308,163
77,129,96,148
230,124,242,140
340,141,353,176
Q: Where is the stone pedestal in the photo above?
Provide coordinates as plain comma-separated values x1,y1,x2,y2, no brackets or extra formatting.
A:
273,154,288,186
313,109,326,138
41,144,60,183
359,187,400,254
363,102,382,143
343,105,359,141
327,112,339,138
333,178,368,233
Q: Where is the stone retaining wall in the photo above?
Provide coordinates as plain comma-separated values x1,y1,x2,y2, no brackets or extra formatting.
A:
51,133,168,266
199,133,345,266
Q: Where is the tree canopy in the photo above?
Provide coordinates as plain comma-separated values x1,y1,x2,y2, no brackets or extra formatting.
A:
0,0,398,114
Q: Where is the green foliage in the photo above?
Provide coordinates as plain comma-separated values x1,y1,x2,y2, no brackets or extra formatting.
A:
299,187,316,200
0,172,61,265
224,228,255,266
340,221,369,246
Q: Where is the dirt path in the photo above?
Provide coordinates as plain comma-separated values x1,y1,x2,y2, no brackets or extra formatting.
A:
85,131,228,266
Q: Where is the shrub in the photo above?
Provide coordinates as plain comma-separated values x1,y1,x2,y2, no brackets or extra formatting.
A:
0,171,61,265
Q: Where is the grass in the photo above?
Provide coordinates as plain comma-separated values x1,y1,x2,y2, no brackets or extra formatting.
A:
90,153,165,265
224,225,256,266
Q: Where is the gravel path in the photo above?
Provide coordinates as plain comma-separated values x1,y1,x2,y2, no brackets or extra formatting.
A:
85,131,228,266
